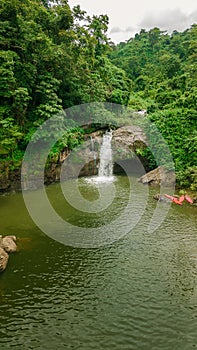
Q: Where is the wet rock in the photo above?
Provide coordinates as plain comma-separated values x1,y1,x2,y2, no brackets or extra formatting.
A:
0,235,17,253
0,235,17,272
138,166,175,187
0,247,9,272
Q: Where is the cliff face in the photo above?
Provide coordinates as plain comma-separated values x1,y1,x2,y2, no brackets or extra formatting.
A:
45,126,147,182
112,125,147,156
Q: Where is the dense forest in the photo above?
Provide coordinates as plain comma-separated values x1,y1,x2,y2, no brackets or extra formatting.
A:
0,0,196,190
110,25,197,189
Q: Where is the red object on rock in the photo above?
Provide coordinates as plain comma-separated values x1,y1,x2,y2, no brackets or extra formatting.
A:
164,194,174,201
172,198,183,205
179,195,185,203
164,193,193,205
185,195,193,204
164,194,182,205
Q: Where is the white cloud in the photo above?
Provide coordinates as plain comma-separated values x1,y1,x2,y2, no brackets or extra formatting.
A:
110,26,135,34
68,1,197,42
110,26,123,34
125,26,135,32
140,8,197,32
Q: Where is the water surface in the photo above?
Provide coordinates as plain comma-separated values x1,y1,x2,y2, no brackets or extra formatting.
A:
0,176,197,350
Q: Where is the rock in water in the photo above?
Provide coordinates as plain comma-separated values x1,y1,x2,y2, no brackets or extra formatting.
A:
138,166,175,187
0,236,17,253
0,247,9,272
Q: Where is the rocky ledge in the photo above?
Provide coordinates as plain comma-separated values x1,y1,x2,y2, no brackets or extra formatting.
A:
0,235,17,272
138,166,176,187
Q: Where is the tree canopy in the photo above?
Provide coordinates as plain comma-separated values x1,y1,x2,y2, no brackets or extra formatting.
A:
0,0,130,154
110,26,197,189
0,0,196,190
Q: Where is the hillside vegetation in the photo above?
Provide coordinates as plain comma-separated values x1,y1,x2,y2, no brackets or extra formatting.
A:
0,0,196,190
110,26,197,189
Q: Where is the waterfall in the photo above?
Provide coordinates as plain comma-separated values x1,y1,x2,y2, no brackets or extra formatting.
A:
90,136,94,152
98,131,113,177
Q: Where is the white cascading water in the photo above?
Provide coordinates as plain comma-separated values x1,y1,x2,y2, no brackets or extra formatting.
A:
98,130,113,177
90,136,94,152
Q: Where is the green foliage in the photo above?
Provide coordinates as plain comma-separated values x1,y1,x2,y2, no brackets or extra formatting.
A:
176,166,197,191
110,25,197,190
0,0,130,168
48,126,85,160
135,147,157,171
34,74,62,121
0,117,23,158
13,87,31,124
0,0,196,190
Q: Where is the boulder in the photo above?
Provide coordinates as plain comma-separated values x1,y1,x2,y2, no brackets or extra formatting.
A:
0,235,17,253
112,126,147,161
138,166,175,187
0,247,9,272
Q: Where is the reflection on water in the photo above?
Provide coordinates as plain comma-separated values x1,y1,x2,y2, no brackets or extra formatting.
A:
0,176,197,350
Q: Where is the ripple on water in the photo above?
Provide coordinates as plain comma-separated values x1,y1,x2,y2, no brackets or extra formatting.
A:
0,178,197,349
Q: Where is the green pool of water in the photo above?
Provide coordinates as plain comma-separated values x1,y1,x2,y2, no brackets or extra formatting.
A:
0,176,197,349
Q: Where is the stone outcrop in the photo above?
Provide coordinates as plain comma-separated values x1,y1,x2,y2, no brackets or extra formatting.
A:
0,235,17,253
76,126,147,177
112,126,147,161
111,126,150,174
138,166,176,187
0,235,17,272
112,125,146,149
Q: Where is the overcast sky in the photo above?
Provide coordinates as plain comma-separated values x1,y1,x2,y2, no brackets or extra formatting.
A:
68,0,197,43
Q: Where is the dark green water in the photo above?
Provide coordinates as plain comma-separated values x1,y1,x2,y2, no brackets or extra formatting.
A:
0,176,197,350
